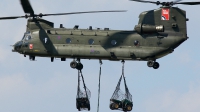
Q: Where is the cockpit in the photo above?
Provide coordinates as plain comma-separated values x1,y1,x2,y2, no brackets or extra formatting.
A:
13,31,33,51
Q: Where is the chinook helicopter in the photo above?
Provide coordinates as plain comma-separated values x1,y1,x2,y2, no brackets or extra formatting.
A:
1,0,200,70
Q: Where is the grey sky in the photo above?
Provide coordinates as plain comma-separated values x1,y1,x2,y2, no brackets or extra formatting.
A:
0,0,200,112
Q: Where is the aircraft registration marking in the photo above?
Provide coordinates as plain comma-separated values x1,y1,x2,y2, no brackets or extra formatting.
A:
90,49,100,54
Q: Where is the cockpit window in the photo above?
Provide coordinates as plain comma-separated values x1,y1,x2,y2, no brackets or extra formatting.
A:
21,35,25,40
25,31,30,35
22,31,31,41
26,31,31,34
25,35,31,40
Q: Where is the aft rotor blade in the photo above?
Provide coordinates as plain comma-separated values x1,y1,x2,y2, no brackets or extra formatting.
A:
40,10,127,17
0,16,25,20
20,0,34,16
130,0,159,4
175,2,200,5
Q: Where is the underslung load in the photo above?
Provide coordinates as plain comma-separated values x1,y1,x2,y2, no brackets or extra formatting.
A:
110,61,133,111
76,70,91,111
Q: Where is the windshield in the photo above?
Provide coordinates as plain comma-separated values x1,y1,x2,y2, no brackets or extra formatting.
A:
22,31,31,41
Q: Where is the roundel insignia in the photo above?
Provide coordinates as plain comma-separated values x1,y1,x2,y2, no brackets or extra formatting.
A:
57,36,61,39
29,44,33,49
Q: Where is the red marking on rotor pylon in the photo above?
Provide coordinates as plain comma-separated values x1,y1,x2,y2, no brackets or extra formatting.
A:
161,8,170,20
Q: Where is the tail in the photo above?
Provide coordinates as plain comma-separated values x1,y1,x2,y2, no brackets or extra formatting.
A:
134,7,187,39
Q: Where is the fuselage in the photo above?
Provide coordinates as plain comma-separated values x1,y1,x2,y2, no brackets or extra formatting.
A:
13,7,188,63
14,27,187,61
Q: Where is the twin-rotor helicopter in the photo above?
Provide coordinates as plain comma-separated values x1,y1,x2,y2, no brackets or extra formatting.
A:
1,0,200,70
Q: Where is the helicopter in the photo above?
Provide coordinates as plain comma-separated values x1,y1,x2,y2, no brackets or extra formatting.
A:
1,0,200,70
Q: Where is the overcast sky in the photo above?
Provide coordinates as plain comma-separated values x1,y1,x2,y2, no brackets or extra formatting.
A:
0,0,200,112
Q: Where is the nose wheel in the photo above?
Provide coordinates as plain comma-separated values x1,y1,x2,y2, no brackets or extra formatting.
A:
147,60,160,69
70,59,83,70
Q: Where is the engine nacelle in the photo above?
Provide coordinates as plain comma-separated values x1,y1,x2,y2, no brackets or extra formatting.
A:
134,24,164,34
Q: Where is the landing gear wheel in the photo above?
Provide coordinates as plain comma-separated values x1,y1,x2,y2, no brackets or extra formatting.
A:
29,56,35,61
110,103,114,110
126,105,132,111
76,63,83,70
147,60,154,67
51,57,54,62
70,61,77,69
113,103,119,109
153,62,160,69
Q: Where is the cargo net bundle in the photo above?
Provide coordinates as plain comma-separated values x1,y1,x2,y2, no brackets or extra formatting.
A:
76,70,91,111
110,62,133,112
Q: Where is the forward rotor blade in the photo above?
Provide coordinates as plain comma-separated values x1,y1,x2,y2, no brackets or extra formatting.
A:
0,10,126,20
39,10,127,17
173,0,182,3
20,0,34,16
175,2,200,5
0,16,25,20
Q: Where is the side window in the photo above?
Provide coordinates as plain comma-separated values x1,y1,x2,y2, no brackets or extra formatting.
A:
111,40,117,45
88,39,94,45
134,40,139,46
66,38,72,44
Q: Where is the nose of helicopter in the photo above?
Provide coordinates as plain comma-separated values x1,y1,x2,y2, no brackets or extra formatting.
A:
12,41,23,52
